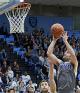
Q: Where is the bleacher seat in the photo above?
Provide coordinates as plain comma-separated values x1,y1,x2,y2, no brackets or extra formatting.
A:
0,35,5,40
5,35,14,44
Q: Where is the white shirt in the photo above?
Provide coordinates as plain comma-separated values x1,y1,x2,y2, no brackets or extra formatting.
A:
21,75,31,84
7,70,14,79
9,80,17,89
0,76,2,83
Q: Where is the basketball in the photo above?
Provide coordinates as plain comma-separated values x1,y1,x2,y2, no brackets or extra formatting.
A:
51,23,64,39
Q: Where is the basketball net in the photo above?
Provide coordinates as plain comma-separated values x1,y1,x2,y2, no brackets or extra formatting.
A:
5,3,31,33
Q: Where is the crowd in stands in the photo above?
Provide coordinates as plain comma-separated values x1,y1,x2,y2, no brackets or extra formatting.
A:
0,26,80,92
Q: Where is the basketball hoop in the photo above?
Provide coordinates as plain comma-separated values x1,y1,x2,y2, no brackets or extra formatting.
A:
5,2,31,33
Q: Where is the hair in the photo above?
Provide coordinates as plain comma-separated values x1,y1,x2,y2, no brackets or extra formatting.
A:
39,80,49,87
8,88,15,93
26,86,35,93
39,80,50,93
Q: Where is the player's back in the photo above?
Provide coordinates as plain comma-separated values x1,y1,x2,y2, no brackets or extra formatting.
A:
57,62,76,93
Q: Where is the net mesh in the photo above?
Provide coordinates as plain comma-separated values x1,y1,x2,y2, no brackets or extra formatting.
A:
5,3,31,33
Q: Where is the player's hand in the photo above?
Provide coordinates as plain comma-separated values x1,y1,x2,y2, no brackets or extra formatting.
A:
53,36,59,41
62,32,68,42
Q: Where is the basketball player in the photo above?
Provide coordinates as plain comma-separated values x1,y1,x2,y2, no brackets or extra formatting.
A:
48,59,56,93
48,57,79,93
39,59,56,93
47,32,78,93
39,80,51,93
39,58,79,93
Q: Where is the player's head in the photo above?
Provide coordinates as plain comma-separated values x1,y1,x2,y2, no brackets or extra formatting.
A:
39,80,50,93
63,50,71,61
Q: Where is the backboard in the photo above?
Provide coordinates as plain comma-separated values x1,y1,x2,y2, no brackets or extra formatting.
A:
0,0,24,14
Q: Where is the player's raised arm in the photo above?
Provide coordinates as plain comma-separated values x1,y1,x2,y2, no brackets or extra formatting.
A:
62,32,78,75
47,23,64,65
48,59,56,93
47,37,62,65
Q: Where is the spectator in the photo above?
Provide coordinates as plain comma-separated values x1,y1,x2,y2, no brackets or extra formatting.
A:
27,80,37,92
1,59,8,74
7,66,14,80
18,78,26,93
14,64,21,77
12,61,20,77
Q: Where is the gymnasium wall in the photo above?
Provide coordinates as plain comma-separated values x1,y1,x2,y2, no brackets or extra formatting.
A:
0,5,80,36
